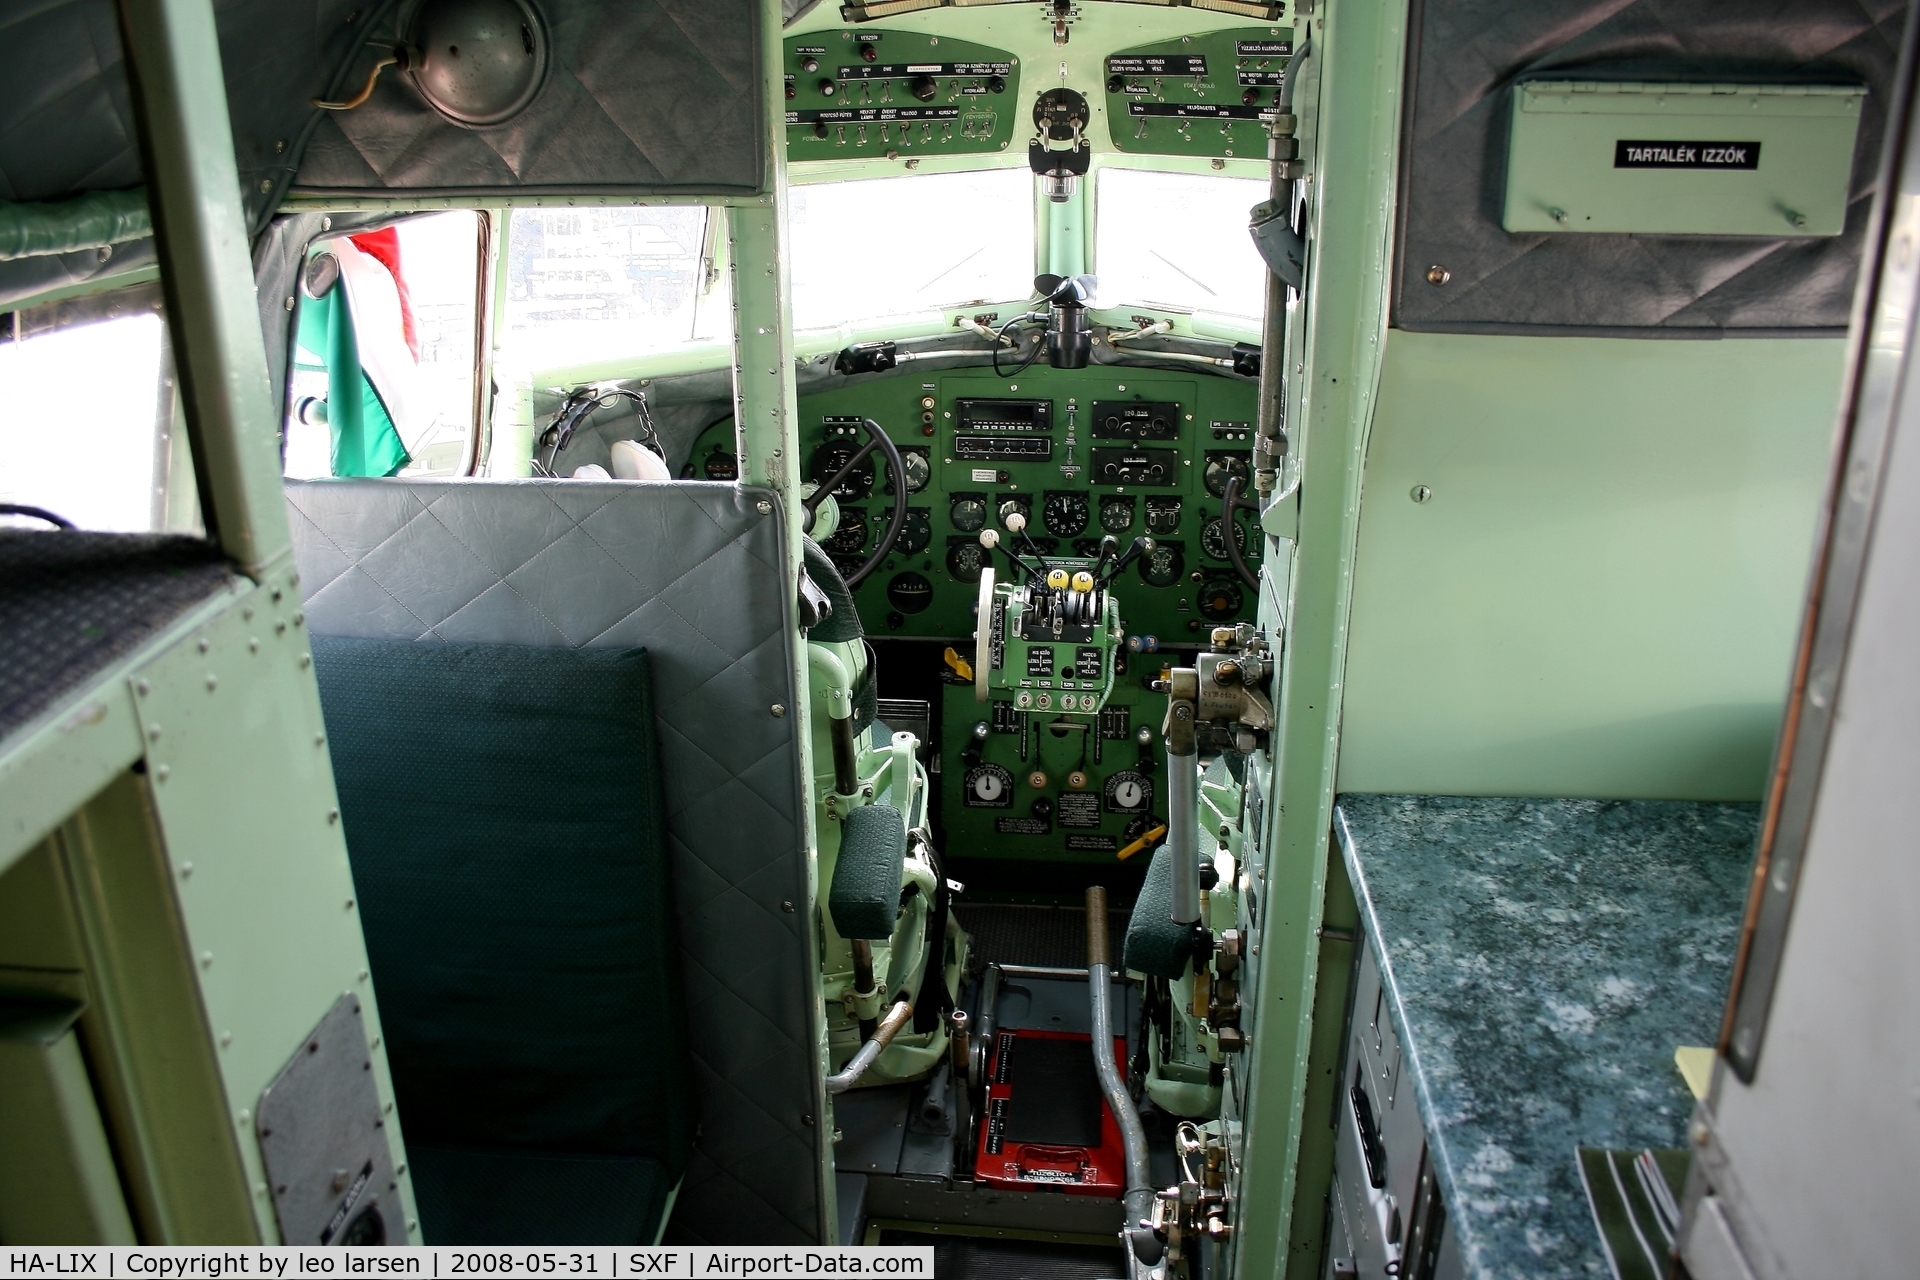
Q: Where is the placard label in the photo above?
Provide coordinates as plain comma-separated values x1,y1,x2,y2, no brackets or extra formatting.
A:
1613,140,1760,170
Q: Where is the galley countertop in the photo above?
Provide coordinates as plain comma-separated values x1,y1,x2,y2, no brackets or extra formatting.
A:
1333,795,1756,1280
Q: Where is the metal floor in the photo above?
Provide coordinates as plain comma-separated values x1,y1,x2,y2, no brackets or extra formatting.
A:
952,902,1134,969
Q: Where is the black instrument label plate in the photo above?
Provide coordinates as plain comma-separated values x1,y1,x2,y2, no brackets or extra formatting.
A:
1236,40,1294,57
1065,835,1119,853
1128,102,1272,121
838,60,1013,79
1107,55,1208,76
1091,400,1181,440
1057,792,1102,829
996,817,1049,836
788,106,962,124
1614,140,1761,170
1026,646,1056,678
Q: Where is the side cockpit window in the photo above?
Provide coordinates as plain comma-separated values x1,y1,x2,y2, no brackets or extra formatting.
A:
497,206,716,375
0,287,181,532
284,210,482,479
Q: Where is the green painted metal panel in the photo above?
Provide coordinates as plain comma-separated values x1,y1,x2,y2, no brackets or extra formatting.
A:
1102,26,1296,161
784,30,1022,159
1504,81,1866,237
0,1004,139,1244
1338,332,1844,802
128,578,417,1242
1233,1,1410,1277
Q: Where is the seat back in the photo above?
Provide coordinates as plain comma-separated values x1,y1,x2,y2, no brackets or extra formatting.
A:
288,478,823,1245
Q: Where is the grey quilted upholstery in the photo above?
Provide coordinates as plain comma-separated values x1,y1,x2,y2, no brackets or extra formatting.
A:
294,0,763,198
284,478,824,1244
1395,0,1907,334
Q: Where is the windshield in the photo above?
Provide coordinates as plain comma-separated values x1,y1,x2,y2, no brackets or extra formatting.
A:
1095,168,1270,321
499,207,715,373
788,169,1034,332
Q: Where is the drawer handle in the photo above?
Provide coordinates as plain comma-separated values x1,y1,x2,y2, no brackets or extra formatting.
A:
1350,1083,1387,1189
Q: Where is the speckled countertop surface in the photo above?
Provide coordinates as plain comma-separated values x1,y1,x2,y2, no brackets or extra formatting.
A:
1332,795,1756,1280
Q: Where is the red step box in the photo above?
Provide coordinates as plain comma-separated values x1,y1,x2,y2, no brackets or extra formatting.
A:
975,1027,1128,1196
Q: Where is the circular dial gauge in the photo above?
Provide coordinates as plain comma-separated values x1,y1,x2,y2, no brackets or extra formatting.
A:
964,762,1014,808
945,541,986,583
896,509,932,556
898,449,933,493
1139,543,1185,588
1099,499,1135,533
1204,452,1251,498
1201,516,1244,562
951,497,987,533
1043,492,1090,537
1198,579,1244,621
822,508,868,557
1104,769,1154,813
808,442,873,500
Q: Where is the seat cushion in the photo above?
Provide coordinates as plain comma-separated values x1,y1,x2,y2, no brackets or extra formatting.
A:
1123,847,1192,980
829,804,906,940
408,1145,672,1245
312,637,696,1183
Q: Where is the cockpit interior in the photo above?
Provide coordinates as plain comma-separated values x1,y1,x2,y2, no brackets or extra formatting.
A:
3,1,1917,1278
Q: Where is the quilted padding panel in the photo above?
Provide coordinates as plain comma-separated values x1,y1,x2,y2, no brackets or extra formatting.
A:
1123,847,1190,981
294,0,763,197
1395,0,1907,334
285,478,822,1245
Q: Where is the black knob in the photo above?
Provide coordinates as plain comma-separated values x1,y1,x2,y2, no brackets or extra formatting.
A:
786,83,796,100
814,120,829,140
1031,797,1053,821
1107,74,1124,94
986,75,1006,93
800,55,820,73
818,79,837,97
1242,88,1263,106
860,43,877,62
909,74,937,103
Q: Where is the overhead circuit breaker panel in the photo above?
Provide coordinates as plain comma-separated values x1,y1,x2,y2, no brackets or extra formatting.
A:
1502,80,1867,237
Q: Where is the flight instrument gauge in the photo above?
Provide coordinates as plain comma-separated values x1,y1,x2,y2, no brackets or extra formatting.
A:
1203,451,1251,498
1043,491,1090,536
896,509,932,556
1201,516,1244,562
809,442,873,500
963,762,1015,808
1198,579,1244,621
823,508,868,557
1104,769,1154,813
1099,496,1135,533
946,540,986,583
1140,542,1185,588
951,496,987,532
888,447,932,494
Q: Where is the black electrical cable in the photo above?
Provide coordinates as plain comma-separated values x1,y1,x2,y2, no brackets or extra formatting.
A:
991,313,1045,378
1222,473,1261,591
0,503,75,529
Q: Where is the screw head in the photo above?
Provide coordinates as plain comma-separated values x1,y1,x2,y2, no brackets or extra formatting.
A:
771,703,787,717
781,900,796,913
1425,265,1451,286
756,499,773,514
1410,485,1433,504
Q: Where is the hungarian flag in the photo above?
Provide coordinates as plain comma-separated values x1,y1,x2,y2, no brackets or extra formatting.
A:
294,228,422,477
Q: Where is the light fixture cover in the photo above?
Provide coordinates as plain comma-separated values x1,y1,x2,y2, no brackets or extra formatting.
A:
406,0,551,128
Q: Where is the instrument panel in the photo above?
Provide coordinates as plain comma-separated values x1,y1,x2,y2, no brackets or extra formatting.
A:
784,30,1021,159
687,367,1260,646
1104,27,1296,160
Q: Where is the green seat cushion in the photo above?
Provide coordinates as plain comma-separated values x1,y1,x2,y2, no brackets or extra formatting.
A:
409,1145,672,1245
829,804,906,940
1123,847,1192,980
311,637,697,1224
